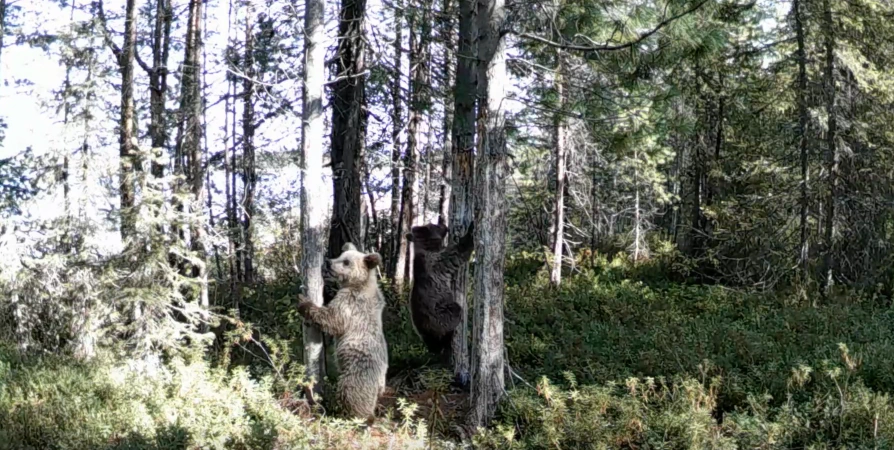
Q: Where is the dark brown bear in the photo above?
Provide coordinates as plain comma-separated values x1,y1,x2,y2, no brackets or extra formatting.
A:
406,221,475,367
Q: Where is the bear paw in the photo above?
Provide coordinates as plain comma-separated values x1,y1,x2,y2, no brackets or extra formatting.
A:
452,370,471,392
297,301,314,317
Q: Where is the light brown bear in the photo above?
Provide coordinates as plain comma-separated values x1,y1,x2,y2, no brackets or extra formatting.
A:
298,243,388,423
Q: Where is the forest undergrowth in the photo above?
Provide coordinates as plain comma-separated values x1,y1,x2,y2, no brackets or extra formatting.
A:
4,250,894,449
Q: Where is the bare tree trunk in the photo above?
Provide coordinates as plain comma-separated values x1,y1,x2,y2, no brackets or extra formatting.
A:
98,0,138,243
470,0,507,427
397,1,430,286
437,0,455,227
327,0,368,380
794,0,810,283
174,0,205,249
389,0,403,280
328,0,367,259
301,0,328,399
147,0,172,181
242,1,257,283
821,0,838,297
60,0,76,253
550,52,565,286
362,159,379,250
449,0,477,387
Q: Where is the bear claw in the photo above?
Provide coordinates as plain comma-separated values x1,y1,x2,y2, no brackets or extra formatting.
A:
452,370,471,391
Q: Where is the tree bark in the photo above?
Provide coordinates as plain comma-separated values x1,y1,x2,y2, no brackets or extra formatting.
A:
397,0,430,286
794,0,810,283
470,0,507,427
174,0,205,249
550,52,565,286
148,0,172,181
821,0,838,296
389,0,403,280
115,0,139,243
327,0,367,262
242,0,257,283
326,0,368,379
449,0,477,387
437,0,455,227
301,0,328,399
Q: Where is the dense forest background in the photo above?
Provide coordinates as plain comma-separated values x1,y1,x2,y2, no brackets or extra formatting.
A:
4,0,894,447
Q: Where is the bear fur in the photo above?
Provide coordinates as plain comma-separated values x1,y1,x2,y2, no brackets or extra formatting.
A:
297,243,388,422
406,221,475,360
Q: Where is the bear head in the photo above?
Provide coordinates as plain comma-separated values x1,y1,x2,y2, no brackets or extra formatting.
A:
327,243,382,288
407,223,448,252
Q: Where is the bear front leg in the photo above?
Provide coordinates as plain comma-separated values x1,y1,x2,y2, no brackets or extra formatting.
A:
439,221,475,275
298,297,347,337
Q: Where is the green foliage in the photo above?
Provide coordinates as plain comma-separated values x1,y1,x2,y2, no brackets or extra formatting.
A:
482,253,894,448
0,343,436,450
0,146,40,217
479,348,894,449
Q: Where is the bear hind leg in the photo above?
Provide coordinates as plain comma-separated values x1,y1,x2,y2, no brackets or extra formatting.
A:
338,375,379,421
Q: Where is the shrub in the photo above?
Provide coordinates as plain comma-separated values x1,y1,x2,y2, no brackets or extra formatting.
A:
0,343,436,450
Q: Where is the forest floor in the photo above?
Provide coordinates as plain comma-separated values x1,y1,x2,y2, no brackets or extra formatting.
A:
4,252,894,448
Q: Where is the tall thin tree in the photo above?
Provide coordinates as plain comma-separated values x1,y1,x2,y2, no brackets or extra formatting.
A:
821,0,838,296
448,0,477,387
241,0,258,283
97,0,139,243
389,0,403,281
326,0,369,379
146,0,173,181
300,0,328,400
470,0,508,427
550,49,566,286
437,0,456,226
173,0,205,252
794,0,810,284
327,0,367,262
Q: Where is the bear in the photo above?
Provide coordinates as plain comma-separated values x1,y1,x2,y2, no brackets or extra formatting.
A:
297,242,388,423
406,221,475,383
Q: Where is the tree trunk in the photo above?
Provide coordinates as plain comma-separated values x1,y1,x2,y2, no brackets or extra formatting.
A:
470,0,507,427
242,1,257,283
821,0,838,296
148,0,172,181
448,0,477,388
389,0,403,280
437,0,455,227
61,0,75,253
118,0,138,243
794,0,810,283
174,0,205,250
362,158,379,250
327,0,368,380
328,0,367,263
397,1,430,286
301,0,328,399
550,52,565,286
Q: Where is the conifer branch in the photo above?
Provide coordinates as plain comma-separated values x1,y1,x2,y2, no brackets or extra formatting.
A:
516,0,710,53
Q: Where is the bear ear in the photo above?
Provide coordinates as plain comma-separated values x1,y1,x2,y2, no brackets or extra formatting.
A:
406,233,414,242
342,243,358,252
437,223,449,236
364,253,382,269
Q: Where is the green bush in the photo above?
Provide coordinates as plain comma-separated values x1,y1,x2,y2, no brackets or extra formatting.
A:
0,344,434,450
478,346,894,449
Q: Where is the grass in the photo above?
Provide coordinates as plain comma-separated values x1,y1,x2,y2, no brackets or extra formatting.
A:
5,250,894,448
